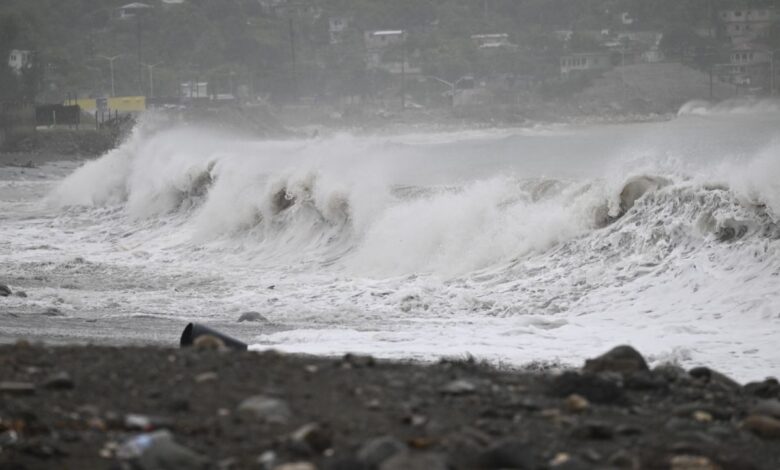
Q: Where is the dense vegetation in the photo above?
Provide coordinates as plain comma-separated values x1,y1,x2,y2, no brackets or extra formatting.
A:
0,0,778,104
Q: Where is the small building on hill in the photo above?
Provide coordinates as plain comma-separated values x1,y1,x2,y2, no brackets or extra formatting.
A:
7,49,32,76
719,8,777,44
560,52,612,78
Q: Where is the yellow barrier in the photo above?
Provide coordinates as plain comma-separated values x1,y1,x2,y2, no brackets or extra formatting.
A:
71,96,147,112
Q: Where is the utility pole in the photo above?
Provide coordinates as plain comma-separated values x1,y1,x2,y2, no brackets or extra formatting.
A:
98,54,122,97
401,46,407,111
142,62,161,98
288,17,298,101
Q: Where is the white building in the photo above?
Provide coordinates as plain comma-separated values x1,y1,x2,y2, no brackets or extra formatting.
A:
329,17,350,44
720,8,777,44
471,34,515,50
7,49,31,75
560,52,612,78
118,2,152,19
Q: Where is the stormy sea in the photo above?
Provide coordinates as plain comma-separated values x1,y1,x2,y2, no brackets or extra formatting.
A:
2,100,779,381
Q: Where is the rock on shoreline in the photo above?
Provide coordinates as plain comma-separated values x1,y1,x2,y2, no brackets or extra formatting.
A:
0,344,779,469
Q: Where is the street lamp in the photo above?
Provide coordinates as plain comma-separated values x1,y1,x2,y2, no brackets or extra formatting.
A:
142,62,162,98
98,54,123,97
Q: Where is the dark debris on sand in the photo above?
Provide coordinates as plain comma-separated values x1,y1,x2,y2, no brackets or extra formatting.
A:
1,343,780,469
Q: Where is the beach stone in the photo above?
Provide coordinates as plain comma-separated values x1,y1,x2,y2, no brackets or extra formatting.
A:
238,396,291,424
583,345,649,375
343,353,376,368
238,311,268,323
440,379,478,395
43,371,74,390
742,414,780,439
274,463,316,470
42,307,63,317
743,378,780,398
118,430,210,470
670,455,720,470
564,394,589,413
195,372,218,383
0,381,36,395
322,458,367,470
357,436,406,467
476,438,535,469
0,284,11,296
654,364,689,383
750,399,780,419
625,370,669,391
572,421,614,440
673,403,731,421
379,452,448,470
688,367,740,391
549,372,625,404
289,423,332,455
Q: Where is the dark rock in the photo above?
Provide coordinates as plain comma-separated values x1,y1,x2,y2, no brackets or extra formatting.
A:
42,371,75,390
440,379,478,395
476,438,535,469
572,421,614,440
742,415,780,439
624,370,669,391
583,345,649,375
19,436,67,458
744,378,780,398
750,399,780,419
653,364,688,383
607,450,638,469
0,381,36,395
343,353,376,368
289,423,332,455
0,284,11,296
166,397,190,413
378,452,448,470
41,307,63,317
14,290,27,298
549,372,625,404
357,436,407,467
237,311,268,323
689,367,740,391
237,395,291,424
323,458,369,470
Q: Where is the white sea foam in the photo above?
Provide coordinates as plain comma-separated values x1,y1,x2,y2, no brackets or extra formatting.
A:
2,101,780,381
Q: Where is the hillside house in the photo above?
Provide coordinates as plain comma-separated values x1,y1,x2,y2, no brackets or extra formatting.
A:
7,49,32,75
329,17,350,44
717,43,773,90
117,2,152,19
720,8,777,44
471,34,516,50
560,52,612,78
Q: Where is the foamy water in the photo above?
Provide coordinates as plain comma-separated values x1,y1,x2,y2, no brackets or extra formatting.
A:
2,101,780,381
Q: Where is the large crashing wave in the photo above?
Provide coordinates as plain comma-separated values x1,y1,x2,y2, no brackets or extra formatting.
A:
50,102,780,278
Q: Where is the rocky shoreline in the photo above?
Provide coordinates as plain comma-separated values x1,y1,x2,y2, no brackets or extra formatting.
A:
1,342,779,470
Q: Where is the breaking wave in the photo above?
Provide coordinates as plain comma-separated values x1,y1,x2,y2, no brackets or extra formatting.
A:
50,105,780,282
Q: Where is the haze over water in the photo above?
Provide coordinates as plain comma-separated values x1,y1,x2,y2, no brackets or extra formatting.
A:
2,100,780,381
